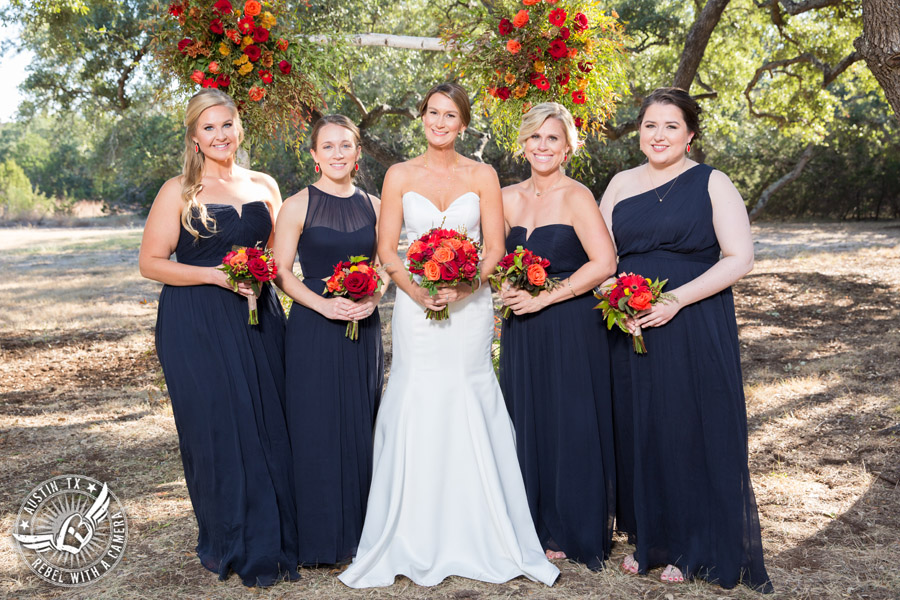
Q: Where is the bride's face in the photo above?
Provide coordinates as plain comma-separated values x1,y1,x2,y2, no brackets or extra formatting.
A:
422,93,465,148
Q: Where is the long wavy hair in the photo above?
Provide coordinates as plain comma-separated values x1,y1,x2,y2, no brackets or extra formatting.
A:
181,89,245,240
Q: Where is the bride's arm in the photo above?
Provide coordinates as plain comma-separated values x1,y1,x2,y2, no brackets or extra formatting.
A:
377,165,447,312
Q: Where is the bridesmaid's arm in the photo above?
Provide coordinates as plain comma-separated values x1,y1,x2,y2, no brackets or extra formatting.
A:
634,169,754,329
138,177,252,296
377,165,447,312
273,190,356,322
501,184,616,315
251,171,283,248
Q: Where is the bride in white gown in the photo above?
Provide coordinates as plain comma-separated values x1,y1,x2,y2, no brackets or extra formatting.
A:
338,83,559,589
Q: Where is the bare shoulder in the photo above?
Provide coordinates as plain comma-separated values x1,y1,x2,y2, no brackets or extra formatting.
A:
562,177,598,211
466,160,500,189
383,160,416,191
247,168,279,195
153,176,185,209
501,178,529,200
708,168,744,205
282,186,310,210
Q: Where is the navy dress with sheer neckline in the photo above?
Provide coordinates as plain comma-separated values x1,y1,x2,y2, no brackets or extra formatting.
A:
499,223,616,570
609,164,772,592
284,185,384,566
155,200,300,587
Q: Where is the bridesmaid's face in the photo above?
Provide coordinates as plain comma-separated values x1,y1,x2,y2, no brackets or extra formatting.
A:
422,93,465,148
639,102,694,168
192,105,239,161
310,123,362,183
523,117,569,175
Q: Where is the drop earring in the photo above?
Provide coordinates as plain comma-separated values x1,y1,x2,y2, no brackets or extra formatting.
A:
315,163,320,173
194,142,200,154
686,143,692,153
354,163,359,172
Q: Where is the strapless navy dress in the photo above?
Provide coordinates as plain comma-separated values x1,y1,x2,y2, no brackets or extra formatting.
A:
155,201,299,586
610,164,772,592
284,186,383,566
499,223,615,570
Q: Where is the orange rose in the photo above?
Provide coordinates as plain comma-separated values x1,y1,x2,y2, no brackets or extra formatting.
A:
461,241,476,254
433,246,455,264
512,9,529,28
523,0,540,4
627,289,653,311
442,238,463,251
243,0,261,17
229,252,248,267
506,39,521,54
423,260,441,281
526,264,547,286
248,86,266,101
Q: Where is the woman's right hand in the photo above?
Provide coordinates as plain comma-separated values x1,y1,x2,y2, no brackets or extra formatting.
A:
316,296,361,321
209,267,256,298
410,284,447,312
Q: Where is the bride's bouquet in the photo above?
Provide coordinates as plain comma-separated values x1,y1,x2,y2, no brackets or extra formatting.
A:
594,272,674,354
407,226,481,320
219,244,278,325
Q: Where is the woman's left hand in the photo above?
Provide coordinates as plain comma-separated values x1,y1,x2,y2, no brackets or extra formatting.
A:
346,295,380,321
438,282,474,304
501,287,548,315
633,296,681,328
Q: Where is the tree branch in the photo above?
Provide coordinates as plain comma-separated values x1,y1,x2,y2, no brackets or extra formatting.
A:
749,143,815,221
756,0,844,15
673,0,732,90
304,33,450,51
115,40,151,111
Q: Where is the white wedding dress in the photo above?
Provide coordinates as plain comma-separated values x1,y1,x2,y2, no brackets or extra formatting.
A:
338,192,560,588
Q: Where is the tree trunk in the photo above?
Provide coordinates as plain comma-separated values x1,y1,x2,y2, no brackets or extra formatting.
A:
673,0,732,90
748,143,814,221
855,0,900,120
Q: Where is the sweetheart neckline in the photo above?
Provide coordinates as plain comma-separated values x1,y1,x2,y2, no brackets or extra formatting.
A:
510,223,574,243
203,200,267,219
402,190,479,214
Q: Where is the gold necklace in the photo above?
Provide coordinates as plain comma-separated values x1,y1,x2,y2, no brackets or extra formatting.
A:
533,173,565,197
423,152,459,193
646,162,686,203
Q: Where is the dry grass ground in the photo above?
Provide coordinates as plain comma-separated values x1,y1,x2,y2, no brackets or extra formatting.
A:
1,221,899,600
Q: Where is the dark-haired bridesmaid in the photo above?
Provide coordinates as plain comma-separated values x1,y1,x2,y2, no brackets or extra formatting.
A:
139,89,299,586
273,115,385,566
600,87,772,592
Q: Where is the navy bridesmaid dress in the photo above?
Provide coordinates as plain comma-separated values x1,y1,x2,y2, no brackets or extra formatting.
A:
284,186,384,566
155,200,300,586
499,224,616,570
609,164,772,592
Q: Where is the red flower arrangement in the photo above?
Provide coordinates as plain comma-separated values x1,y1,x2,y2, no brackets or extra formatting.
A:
594,272,675,353
219,244,278,325
490,245,561,318
323,255,384,340
406,225,482,320
158,0,319,147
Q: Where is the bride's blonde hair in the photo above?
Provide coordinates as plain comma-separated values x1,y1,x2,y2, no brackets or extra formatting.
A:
181,89,245,240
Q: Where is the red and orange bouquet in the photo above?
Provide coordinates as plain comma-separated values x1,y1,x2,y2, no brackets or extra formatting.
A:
158,1,319,145
490,245,561,318
407,226,481,320
323,255,384,340
594,272,674,354
219,244,278,325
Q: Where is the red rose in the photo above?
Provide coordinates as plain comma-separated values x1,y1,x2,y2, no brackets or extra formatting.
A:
497,86,511,100
608,286,625,307
462,261,478,280
252,25,269,43
258,69,273,84
573,12,588,33
190,70,204,84
556,72,570,86
548,39,568,60
574,116,583,128
558,26,570,40
247,257,269,280
627,289,653,311
578,61,594,73
237,15,254,34
276,38,289,51
209,18,224,34
213,0,233,14
278,60,291,74
343,271,370,298
440,260,459,280
548,8,567,27
245,247,262,259
244,44,262,62
177,38,193,54
572,90,586,104
216,74,231,87
168,3,183,17
498,18,513,35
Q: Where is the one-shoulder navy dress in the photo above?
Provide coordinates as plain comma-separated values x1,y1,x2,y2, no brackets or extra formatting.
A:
609,164,772,592
284,186,383,566
499,223,616,571
155,201,300,586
